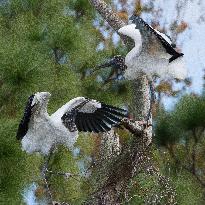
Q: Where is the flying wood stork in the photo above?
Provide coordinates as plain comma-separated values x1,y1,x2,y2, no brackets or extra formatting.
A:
16,92,127,155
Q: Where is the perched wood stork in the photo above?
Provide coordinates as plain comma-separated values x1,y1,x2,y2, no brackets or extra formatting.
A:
16,92,127,155
117,15,187,80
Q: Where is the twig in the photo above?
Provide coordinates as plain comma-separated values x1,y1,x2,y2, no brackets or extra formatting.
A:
46,170,90,186
41,145,56,204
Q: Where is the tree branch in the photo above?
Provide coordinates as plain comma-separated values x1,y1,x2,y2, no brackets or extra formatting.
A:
87,1,176,204
89,0,132,46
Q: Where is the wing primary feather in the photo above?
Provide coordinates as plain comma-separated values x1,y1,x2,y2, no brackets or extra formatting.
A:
92,118,106,132
93,121,105,132
88,117,101,133
169,53,184,63
75,114,86,132
95,111,117,125
16,94,35,140
74,101,126,133
101,107,128,118
101,103,127,113
99,110,122,123
81,115,89,132
75,111,103,132
84,116,93,132
130,15,184,59
96,119,111,131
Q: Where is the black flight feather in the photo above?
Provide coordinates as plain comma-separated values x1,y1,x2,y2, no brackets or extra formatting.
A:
95,118,111,131
102,107,127,118
84,116,93,132
16,95,35,140
78,103,127,133
95,111,117,125
87,116,99,133
62,99,127,133
98,110,122,122
130,15,184,63
89,116,105,132
101,103,127,113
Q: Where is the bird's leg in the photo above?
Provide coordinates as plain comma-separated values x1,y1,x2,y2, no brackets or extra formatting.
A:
90,55,127,80
89,60,113,75
146,80,156,124
41,145,56,204
150,81,156,104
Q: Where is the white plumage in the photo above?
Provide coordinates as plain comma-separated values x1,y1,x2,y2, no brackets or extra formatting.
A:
17,92,127,155
118,15,187,80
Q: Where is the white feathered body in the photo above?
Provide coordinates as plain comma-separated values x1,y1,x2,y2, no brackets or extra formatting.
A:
124,50,186,80
21,96,102,155
21,110,78,155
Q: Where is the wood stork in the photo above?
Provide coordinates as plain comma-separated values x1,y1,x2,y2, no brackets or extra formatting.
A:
117,15,187,80
16,92,127,155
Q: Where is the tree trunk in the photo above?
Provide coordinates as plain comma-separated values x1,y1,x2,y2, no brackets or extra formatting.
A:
87,1,176,204
99,130,121,161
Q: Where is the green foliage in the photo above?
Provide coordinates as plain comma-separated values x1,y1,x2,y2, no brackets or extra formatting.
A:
173,95,205,130
155,149,205,205
0,0,127,203
155,95,205,146
155,109,182,146
0,119,41,204
125,149,205,205
47,146,85,204
154,95,205,204
172,170,204,205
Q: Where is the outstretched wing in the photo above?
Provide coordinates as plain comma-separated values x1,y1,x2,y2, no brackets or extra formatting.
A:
130,15,183,62
61,98,127,133
16,95,35,140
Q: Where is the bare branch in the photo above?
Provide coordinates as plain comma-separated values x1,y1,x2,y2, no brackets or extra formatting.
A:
89,0,133,46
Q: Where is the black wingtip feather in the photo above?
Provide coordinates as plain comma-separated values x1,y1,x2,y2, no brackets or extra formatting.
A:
100,110,122,123
16,94,35,140
169,53,184,63
75,114,84,132
95,111,118,125
88,117,101,133
101,103,127,113
91,118,105,132
102,107,128,118
84,116,93,132
72,100,127,134
129,15,183,59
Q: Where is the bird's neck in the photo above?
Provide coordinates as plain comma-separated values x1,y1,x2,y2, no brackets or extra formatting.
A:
133,38,142,54
126,44,141,63
33,104,49,119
